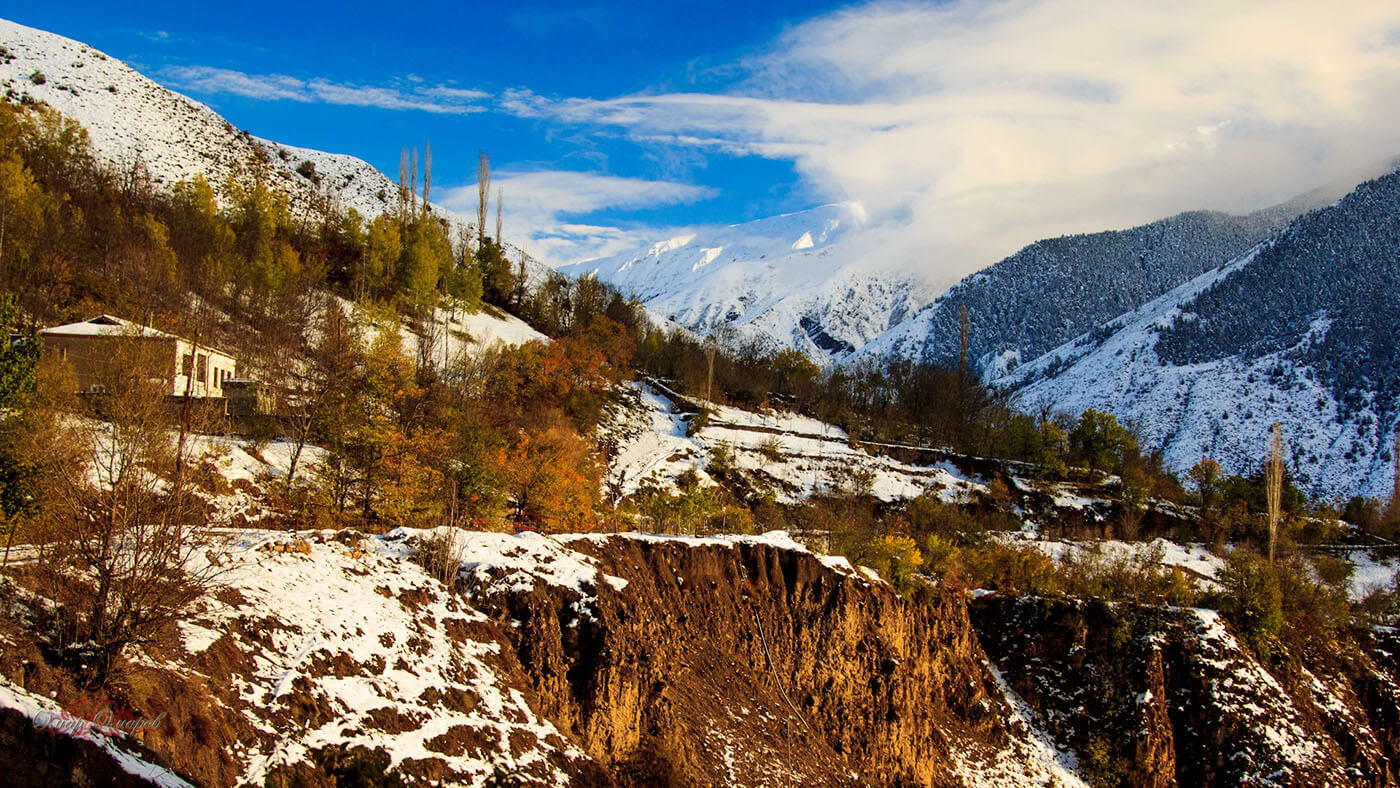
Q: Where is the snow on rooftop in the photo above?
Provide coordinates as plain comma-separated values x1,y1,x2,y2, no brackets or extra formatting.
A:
41,315,177,339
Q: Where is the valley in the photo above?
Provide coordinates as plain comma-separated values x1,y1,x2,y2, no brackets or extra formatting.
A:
2,9,1400,788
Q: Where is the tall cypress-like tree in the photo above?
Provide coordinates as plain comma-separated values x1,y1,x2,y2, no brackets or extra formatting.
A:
476,150,490,251
1265,423,1285,565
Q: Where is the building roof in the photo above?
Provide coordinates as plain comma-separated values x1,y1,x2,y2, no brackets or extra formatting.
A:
41,314,177,339
40,315,237,359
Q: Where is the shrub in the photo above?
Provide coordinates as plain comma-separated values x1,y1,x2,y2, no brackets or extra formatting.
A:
29,70,45,85
1213,549,1283,659
905,494,984,540
757,435,784,463
1080,734,1129,787
706,440,733,477
1277,558,1350,654
956,542,1063,596
857,534,923,593
415,529,465,586
848,466,876,497
1309,552,1354,593
685,407,709,437
296,159,321,184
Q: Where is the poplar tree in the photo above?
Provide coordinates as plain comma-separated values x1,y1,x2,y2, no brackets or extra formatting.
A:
476,150,490,251
1265,423,1285,565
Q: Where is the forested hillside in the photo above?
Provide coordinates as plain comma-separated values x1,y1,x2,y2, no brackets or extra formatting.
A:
1155,171,1400,416
859,202,1314,374
1003,168,1400,499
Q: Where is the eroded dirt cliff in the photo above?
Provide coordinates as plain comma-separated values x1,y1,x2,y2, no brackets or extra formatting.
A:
971,594,1400,787
4,529,1398,787
474,534,1014,786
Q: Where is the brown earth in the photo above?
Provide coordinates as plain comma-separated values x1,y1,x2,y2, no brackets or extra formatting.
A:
970,594,1400,788
5,537,1400,787
474,537,1009,787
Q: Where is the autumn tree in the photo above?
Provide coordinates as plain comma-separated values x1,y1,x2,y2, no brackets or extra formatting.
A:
1265,423,1285,565
35,334,222,688
442,222,484,312
0,151,46,283
363,214,402,301
0,295,46,550
476,150,490,251
227,176,301,302
497,422,599,532
1070,409,1135,473
1188,456,1223,509
168,175,235,296
398,215,451,314
309,307,366,517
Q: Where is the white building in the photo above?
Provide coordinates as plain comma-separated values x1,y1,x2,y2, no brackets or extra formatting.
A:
41,315,238,399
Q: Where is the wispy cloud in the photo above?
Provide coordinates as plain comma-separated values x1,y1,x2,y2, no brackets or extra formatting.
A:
501,0,1400,281
161,66,489,115
438,170,716,266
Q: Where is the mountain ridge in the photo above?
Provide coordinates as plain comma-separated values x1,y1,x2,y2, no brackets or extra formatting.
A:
856,195,1324,375
559,202,936,364
999,168,1400,499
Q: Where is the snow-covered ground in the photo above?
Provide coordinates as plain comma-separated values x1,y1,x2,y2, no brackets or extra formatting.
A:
997,534,1227,589
177,527,599,785
0,17,411,223
947,662,1088,788
393,302,549,366
1184,609,1338,782
1349,549,1400,600
602,381,985,505
1000,532,1400,602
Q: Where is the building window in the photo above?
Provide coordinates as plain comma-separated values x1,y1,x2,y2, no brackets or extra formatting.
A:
196,353,208,383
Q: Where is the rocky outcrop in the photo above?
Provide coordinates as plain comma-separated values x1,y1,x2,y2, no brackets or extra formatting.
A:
971,595,1400,787
474,536,1008,787
7,529,1400,787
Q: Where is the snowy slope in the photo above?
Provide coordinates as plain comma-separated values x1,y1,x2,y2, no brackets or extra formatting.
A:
601,381,985,505
0,678,195,787
857,204,1310,375
559,204,935,365
0,17,458,226
999,245,1368,496
1001,169,1400,500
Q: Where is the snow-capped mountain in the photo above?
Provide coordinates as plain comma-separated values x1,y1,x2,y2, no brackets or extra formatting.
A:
857,200,1315,376
0,17,452,226
558,203,936,364
1000,168,1400,500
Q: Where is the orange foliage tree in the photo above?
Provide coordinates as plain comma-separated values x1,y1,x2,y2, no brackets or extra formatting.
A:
495,421,600,533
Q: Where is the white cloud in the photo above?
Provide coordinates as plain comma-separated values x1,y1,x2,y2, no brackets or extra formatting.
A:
437,170,716,266
505,0,1400,282
161,66,489,115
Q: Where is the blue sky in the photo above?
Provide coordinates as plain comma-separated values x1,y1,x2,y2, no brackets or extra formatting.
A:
8,1,1400,275
7,1,846,259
